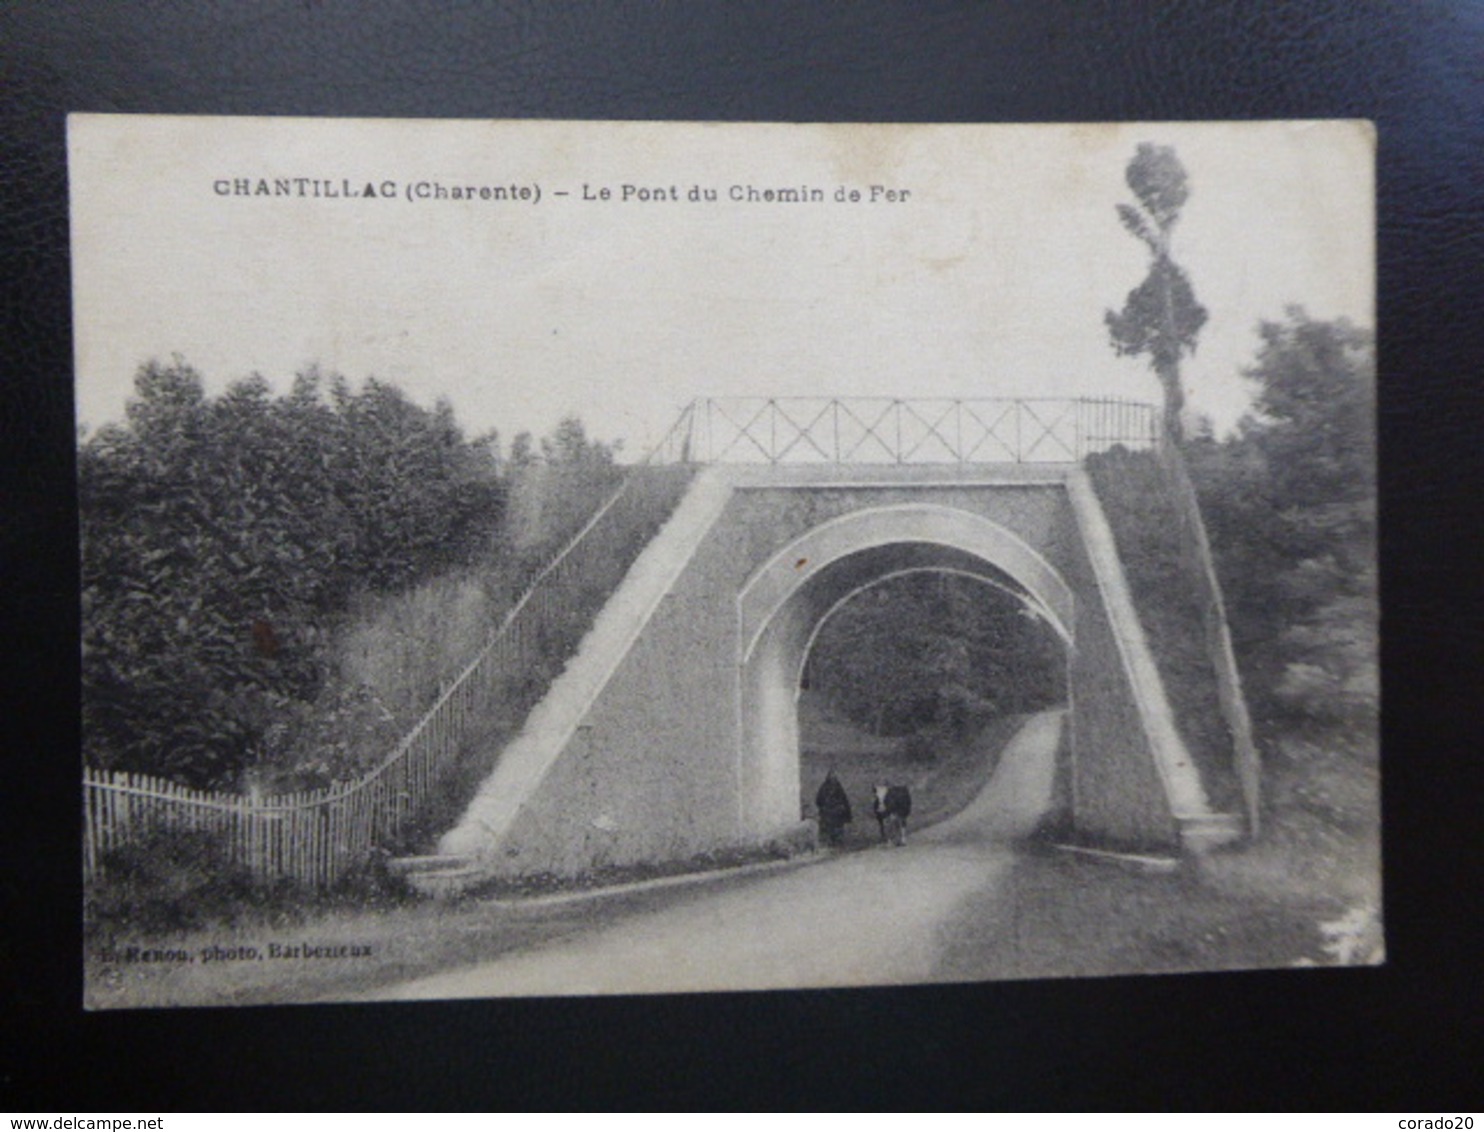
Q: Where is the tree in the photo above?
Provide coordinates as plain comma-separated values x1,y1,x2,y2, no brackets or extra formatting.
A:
1105,143,1209,445
508,431,536,468
540,415,620,467
1186,310,1375,730
1240,308,1375,509
502,416,625,553
805,572,1065,741
79,360,506,787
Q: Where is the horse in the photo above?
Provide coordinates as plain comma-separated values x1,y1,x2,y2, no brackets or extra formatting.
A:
871,784,912,847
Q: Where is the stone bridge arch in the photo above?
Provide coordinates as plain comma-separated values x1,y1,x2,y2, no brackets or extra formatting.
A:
737,503,1076,832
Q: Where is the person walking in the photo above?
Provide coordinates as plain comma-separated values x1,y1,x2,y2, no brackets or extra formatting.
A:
815,768,852,848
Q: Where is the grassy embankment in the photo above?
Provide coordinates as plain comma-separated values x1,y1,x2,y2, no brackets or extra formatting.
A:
1083,447,1242,812
933,745,1380,983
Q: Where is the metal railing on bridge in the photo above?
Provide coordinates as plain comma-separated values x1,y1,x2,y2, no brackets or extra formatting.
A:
650,397,1158,466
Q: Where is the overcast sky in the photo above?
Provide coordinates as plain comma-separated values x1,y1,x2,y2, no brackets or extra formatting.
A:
70,117,1373,453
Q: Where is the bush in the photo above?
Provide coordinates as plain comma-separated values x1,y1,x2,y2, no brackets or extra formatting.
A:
903,733,938,764
334,572,498,731
85,827,414,938
85,828,263,936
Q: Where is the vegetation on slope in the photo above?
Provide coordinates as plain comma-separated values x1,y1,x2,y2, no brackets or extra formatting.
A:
804,571,1065,745
1186,311,1376,745
1185,311,1378,904
79,360,641,795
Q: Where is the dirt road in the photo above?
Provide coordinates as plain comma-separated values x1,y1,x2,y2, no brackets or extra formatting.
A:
364,710,1063,1000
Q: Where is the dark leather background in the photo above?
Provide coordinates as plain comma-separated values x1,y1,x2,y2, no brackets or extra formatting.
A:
3,1,1481,1110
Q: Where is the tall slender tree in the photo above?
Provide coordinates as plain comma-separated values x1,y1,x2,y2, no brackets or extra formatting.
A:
1105,143,1208,445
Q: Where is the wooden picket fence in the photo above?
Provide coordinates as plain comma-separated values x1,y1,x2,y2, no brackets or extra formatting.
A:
83,453,696,889
84,768,392,889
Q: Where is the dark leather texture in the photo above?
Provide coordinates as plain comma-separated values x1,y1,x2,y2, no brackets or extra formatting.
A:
3,0,1481,1111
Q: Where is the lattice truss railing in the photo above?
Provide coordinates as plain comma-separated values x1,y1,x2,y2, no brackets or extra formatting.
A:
651,397,1158,465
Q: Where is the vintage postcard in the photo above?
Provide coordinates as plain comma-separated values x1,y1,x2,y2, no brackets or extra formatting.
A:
71,116,1378,1008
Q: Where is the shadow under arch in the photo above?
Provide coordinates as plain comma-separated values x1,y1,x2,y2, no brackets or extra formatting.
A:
736,503,1076,834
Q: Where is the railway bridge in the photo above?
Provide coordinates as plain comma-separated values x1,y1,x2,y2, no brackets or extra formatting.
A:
432,397,1253,885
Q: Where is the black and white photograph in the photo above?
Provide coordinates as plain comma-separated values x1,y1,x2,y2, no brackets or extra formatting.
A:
70,115,1378,1010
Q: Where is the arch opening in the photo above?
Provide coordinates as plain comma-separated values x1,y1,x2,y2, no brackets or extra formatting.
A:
797,566,1069,847
737,510,1076,840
